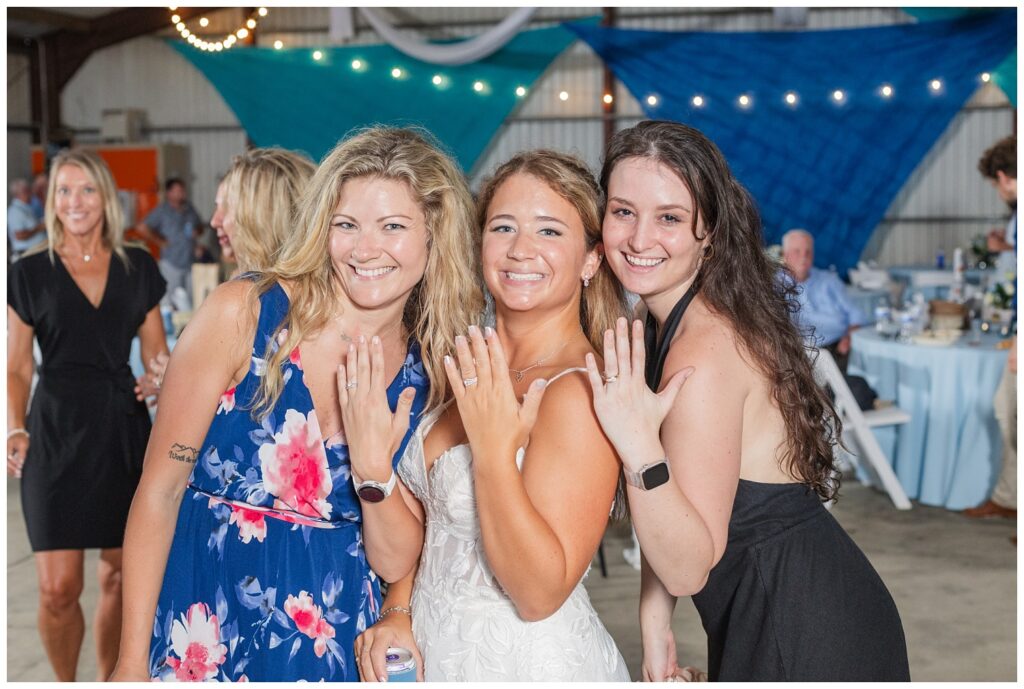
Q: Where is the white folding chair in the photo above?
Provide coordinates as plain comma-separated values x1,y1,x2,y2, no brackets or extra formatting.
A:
811,348,913,510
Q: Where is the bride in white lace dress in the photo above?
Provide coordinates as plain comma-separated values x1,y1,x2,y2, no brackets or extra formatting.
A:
353,151,631,682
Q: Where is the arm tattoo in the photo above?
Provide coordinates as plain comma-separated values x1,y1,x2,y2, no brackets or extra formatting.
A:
169,442,199,464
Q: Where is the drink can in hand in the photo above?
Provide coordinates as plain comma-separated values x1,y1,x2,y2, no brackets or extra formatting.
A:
386,647,417,682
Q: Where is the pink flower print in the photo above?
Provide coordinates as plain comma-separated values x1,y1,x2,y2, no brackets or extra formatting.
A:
258,409,333,519
228,506,267,544
284,591,336,658
216,387,236,415
290,346,302,370
165,602,228,682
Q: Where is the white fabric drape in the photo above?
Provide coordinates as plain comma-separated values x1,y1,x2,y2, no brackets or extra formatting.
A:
356,7,537,66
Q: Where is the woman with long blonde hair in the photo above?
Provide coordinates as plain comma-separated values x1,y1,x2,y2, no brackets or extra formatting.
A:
136,148,315,400
110,127,482,682
214,147,315,274
7,149,168,680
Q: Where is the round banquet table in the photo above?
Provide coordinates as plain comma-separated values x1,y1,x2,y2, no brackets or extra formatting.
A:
848,329,1010,509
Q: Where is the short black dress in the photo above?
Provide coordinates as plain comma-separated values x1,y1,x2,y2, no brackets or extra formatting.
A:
691,481,910,681
646,285,910,681
8,246,166,552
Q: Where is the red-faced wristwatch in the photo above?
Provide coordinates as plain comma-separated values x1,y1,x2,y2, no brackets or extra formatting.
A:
353,470,398,503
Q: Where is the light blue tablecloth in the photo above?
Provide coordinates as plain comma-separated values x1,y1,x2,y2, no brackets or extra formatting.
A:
848,329,1010,510
887,265,995,301
846,286,890,322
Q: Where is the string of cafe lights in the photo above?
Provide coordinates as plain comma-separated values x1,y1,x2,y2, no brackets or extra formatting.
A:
169,6,268,52
171,14,996,105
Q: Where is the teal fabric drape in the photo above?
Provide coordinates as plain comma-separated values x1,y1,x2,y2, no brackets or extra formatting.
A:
171,24,578,170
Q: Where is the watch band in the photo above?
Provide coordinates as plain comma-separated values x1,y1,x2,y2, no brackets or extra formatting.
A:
624,459,671,491
353,469,398,502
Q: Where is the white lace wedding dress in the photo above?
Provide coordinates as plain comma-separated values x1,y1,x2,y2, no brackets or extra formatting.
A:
397,400,631,681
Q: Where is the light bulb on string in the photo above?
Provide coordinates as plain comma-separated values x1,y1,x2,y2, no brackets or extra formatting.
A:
273,40,283,50
981,72,992,83
258,8,268,17
176,22,185,31
880,84,894,98
171,14,180,23
313,50,323,61
237,28,249,39
516,86,527,97
432,75,443,86
738,94,751,108
351,59,363,70
832,89,845,103
559,91,569,101
181,29,190,38
246,19,256,29
692,95,704,107
473,81,485,92
392,68,403,78
603,93,613,105
646,95,658,106
929,78,943,92
199,17,209,27
784,91,798,106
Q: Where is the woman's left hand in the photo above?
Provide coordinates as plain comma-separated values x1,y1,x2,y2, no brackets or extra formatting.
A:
584,318,693,465
338,336,417,483
444,325,547,459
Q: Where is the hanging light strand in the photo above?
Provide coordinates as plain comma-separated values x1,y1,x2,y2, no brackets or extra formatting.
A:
171,7,269,51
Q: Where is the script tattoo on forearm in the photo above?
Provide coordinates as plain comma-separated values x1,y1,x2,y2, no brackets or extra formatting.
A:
168,442,199,464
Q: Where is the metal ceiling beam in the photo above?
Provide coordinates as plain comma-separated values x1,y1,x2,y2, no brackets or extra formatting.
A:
8,7,93,32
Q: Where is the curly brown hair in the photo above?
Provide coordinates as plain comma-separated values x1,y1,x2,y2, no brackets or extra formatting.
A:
977,135,1016,180
600,120,841,501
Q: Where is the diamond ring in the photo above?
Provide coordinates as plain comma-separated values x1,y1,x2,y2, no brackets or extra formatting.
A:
603,374,618,384
346,381,358,390
463,376,479,387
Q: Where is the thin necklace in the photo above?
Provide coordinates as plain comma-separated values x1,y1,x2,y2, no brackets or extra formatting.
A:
338,319,404,345
509,340,572,382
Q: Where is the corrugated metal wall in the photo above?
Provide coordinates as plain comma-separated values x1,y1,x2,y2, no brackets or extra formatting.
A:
7,53,34,184
7,7,1013,266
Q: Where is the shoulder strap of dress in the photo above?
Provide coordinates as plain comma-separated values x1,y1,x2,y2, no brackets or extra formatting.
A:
644,282,699,391
544,366,588,387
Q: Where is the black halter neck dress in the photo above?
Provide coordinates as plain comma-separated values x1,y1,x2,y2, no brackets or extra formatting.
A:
644,286,910,681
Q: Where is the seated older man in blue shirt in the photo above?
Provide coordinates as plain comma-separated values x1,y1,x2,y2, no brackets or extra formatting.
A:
781,228,867,372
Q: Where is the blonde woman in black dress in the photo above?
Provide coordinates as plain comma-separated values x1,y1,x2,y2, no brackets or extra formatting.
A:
7,150,167,680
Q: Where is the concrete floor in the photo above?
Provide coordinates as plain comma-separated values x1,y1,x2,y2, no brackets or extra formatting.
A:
6,477,1016,681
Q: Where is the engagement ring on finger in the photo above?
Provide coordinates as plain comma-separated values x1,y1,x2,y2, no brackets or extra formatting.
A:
346,381,358,390
462,376,478,387
603,374,618,383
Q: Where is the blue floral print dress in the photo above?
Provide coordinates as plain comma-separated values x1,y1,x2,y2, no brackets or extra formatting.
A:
149,282,428,682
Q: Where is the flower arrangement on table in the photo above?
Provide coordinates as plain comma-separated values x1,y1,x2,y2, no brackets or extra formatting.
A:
970,233,998,269
984,274,1016,322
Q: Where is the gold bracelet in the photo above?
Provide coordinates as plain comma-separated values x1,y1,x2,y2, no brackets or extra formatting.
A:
379,605,412,620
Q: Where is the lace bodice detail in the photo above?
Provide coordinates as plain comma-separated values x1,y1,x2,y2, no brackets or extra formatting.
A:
397,397,630,681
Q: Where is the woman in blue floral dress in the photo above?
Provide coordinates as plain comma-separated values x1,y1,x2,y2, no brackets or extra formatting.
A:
110,128,482,682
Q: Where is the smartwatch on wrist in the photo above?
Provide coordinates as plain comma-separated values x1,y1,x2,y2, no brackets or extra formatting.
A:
623,459,671,491
353,469,398,503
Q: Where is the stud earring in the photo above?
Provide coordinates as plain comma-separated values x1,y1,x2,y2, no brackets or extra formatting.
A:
583,275,591,288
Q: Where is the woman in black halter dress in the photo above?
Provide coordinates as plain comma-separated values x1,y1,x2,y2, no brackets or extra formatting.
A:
583,121,909,681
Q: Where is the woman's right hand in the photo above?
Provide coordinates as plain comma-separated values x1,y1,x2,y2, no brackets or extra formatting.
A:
353,610,424,682
7,432,28,478
641,625,681,682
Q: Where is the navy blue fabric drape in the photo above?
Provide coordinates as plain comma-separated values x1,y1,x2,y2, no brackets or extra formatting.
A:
569,10,1015,273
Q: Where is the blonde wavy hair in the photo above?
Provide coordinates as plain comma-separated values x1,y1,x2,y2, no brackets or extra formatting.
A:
42,149,130,268
475,150,628,351
223,147,315,272
251,127,484,418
